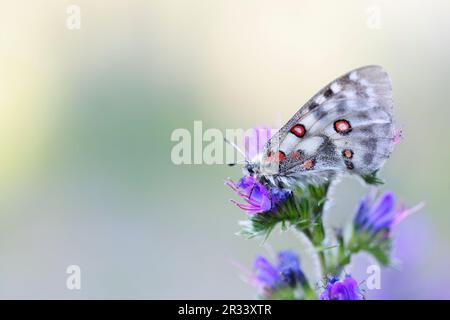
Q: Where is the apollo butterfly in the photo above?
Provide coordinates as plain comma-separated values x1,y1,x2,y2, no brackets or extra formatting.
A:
242,65,396,188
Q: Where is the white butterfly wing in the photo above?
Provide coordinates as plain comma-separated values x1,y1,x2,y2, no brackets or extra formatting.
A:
261,65,395,186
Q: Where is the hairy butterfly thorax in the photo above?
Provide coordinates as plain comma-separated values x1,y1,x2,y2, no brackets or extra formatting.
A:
242,66,396,190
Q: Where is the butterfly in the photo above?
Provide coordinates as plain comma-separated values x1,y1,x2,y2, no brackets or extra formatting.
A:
243,65,396,189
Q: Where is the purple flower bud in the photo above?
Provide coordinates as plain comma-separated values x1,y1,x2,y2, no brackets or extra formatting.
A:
320,275,362,300
277,251,306,287
354,191,424,235
253,256,282,289
251,250,306,297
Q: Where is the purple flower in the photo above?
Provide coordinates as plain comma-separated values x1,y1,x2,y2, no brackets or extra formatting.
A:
226,176,290,215
252,250,306,297
320,275,362,300
270,187,291,203
226,125,290,214
253,256,282,289
277,250,306,287
354,191,424,235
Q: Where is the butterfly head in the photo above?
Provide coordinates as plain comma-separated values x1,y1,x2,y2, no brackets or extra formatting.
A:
242,154,276,183
243,162,257,176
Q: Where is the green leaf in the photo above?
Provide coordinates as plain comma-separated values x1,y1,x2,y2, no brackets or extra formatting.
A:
363,237,392,266
316,244,339,253
267,287,297,300
349,229,393,267
361,170,384,185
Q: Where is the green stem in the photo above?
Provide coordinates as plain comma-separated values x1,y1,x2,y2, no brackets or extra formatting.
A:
318,250,327,276
334,231,360,275
303,282,318,300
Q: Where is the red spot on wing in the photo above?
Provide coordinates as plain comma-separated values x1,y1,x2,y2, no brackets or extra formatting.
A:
290,124,306,138
342,149,354,159
334,119,352,134
268,151,286,162
303,159,315,170
277,151,286,161
291,151,301,160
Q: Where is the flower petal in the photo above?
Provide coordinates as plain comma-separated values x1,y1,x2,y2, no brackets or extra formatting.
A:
253,256,282,288
321,276,361,300
393,201,425,226
364,191,396,232
277,250,306,286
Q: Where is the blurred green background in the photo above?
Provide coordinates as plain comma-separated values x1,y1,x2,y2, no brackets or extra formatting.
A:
0,0,449,299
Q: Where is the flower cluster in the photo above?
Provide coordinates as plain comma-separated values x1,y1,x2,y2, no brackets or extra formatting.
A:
354,191,424,237
225,126,423,300
250,250,309,299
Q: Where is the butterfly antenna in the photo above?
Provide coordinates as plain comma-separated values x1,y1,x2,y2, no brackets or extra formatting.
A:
227,160,247,167
224,137,248,166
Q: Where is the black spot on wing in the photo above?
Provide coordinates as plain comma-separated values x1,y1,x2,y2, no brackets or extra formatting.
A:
357,112,371,120
324,88,333,98
336,102,347,114
345,160,354,170
342,74,354,84
362,138,377,150
316,137,339,166
363,152,374,165
313,108,327,120
360,127,374,134
308,101,319,111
